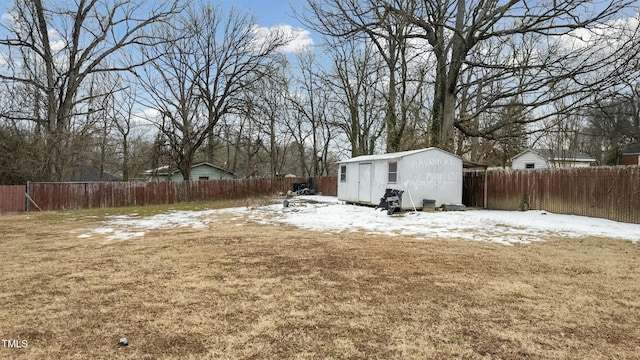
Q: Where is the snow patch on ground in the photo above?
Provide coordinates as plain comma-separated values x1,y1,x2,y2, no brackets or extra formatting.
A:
78,196,640,245
78,210,220,243
243,203,640,245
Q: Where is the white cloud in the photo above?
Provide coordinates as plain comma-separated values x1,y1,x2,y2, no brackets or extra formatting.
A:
252,24,314,53
558,12,640,56
135,108,161,122
0,9,66,68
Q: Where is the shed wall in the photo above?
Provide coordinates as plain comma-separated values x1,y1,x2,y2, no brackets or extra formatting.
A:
400,150,462,206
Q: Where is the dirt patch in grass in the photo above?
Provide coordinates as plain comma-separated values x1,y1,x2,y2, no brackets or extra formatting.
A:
1,208,639,359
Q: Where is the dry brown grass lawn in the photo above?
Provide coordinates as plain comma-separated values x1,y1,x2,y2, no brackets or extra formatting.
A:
1,203,639,359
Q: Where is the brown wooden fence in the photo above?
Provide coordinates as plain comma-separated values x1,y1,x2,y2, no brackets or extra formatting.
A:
463,171,485,208
0,185,26,213
486,167,640,224
7,168,640,224
25,176,337,212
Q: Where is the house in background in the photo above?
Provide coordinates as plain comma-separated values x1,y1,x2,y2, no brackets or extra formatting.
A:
337,148,463,208
143,162,235,181
511,149,596,169
70,165,122,182
619,144,640,165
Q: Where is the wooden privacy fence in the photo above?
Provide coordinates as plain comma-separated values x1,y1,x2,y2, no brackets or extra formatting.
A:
7,168,640,224
25,176,337,212
0,185,26,213
463,171,485,208
487,167,640,224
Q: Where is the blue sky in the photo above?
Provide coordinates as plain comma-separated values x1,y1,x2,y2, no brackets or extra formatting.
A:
0,0,306,27
0,0,319,54
225,0,303,26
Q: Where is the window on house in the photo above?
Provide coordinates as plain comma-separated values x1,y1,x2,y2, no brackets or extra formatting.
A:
340,165,347,182
525,163,535,169
199,176,209,181
388,162,398,182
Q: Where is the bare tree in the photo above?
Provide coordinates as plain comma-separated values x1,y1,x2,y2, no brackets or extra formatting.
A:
293,51,319,176
324,37,386,157
246,60,294,177
299,0,428,152
0,0,183,180
0,75,47,183
282,103,313,177
584,91,640,164
395,0,637,148
299,0,637,151
100,73,146,181
138,4,290,180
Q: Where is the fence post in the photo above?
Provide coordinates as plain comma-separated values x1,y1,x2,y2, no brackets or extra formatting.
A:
26,181,30,213
483,173,488,209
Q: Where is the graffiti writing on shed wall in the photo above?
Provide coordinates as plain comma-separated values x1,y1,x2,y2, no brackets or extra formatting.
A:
403,158,460,187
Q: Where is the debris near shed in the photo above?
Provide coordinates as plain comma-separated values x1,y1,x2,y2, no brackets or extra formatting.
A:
292,181,316,196
422,199,436,212
441,204,467,211
376,188,404,215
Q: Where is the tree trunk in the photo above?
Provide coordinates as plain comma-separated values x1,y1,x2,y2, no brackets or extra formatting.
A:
350,103,360,157
270,115,277,176
122,135,129,181
440,91,457,150
179,157,192,181
385,37,400,153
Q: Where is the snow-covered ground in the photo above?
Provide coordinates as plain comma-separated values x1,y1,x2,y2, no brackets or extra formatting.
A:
78,196,640,245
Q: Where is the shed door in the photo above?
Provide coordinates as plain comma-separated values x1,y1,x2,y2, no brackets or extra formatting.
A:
358,163,372,203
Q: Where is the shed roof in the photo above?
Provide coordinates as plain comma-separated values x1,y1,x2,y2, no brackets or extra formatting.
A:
338,148,460,164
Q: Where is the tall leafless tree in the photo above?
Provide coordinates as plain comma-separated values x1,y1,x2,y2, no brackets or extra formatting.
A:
299,0,429,152
0,0,183,180
324,37,386,157
392,0,637,148
98,73,146,181
137,4,290,180
245,60,294,177
287,50,334,176
299,0,637,151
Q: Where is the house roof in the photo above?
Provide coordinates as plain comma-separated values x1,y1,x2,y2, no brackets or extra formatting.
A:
142,165,170,176
338,147,461,164
622,144,640,154
511,149,596,162
71,165,122,182
143,162,235,176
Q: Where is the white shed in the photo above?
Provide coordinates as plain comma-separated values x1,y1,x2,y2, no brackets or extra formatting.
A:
337,148,463,208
